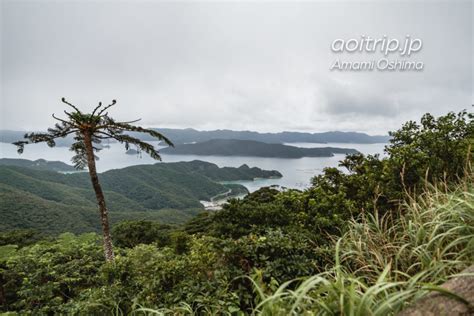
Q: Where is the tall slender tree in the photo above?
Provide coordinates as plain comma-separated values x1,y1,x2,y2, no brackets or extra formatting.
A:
13,98,173,262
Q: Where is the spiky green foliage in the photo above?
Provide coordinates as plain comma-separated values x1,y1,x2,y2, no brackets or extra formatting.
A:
13,98,173,169
340,183,474,283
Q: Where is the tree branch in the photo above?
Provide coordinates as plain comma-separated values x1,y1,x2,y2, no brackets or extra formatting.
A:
52,113,72,125
97,100,116,116
91,102,103,116
61,97,82,114
107,123,173,147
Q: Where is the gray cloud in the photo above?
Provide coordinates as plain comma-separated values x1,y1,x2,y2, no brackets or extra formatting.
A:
319,78,399,117
1,0,472,135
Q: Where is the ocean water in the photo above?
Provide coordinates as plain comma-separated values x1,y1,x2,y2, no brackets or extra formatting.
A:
0,141,387,192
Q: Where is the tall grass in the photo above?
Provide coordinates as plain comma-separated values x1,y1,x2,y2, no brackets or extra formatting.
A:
342,182,473,283
252,180,474,316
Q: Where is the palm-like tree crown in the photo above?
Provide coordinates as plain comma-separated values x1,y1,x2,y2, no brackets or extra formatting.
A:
14,98,173,168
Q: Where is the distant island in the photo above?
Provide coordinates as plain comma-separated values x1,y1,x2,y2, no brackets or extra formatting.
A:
0,128,390,146
161,139,359,158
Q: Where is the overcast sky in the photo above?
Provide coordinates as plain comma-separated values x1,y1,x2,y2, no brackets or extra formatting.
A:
1,0,472,135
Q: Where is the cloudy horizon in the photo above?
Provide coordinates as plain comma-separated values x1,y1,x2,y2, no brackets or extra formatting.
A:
1,0,472,135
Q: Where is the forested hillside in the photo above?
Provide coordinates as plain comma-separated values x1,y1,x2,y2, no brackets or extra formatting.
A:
0,161,279,234
0,111,472,315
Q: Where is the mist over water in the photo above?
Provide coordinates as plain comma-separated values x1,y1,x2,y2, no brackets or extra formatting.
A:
0,141,387,192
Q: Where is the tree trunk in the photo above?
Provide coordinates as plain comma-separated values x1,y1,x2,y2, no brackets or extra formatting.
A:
83,132,115,262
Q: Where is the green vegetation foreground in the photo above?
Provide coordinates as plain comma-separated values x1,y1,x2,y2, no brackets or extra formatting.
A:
0,110,472,315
